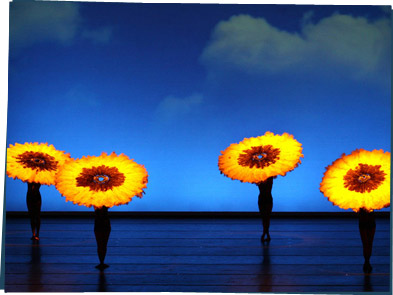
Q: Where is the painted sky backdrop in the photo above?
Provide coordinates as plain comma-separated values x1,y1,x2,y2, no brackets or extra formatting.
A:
5,2,391,212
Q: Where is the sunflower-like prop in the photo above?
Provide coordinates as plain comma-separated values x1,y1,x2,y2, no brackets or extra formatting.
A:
55,151,148,269
320,148,390,273
6,142,71,240
55,152,148,208
320,149,390,212
218,132,303,183
7,142,71,185
218,132,303,243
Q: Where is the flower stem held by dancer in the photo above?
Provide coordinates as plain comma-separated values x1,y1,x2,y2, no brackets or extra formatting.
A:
320,149,390,273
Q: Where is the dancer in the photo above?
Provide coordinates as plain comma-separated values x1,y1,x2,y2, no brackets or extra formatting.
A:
26,182,41,241
258,177,273,242
218,132,303,243
55,152,148,269
6,142,71,238
94,206,111,270
358,208,376,273
320,148,390,273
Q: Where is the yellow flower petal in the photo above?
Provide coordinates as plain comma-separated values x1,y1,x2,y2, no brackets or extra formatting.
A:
55,152,148,208
320,149,390,212
6,142,71,185
218,132,303,183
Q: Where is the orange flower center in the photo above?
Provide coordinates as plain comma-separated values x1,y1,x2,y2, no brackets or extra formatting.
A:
343,163,386,193
76,165,125,192
358,174,371,183
238,145,280,169
94,175,110,184
16,151,58,171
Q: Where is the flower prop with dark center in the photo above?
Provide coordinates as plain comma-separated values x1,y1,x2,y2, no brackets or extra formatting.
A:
55,152,148,270
320,148,390,273
320,149,390,212
218,132,303,183
55,152,148,208
7,142,71,185
6,142,71,240
218,132,303,243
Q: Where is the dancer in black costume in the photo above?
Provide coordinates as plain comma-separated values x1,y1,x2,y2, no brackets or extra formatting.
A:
94,206,111,270
26,182,41,241
358,208,376,273
257,177,274,242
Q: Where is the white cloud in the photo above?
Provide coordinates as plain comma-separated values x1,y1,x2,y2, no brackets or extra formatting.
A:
200,13,391,81
156,93,203,122
10,2,80,49
10,2,112,51
201,15,306,74
303,14,390,78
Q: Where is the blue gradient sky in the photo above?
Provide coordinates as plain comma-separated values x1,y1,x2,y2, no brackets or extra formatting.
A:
5,2,391,212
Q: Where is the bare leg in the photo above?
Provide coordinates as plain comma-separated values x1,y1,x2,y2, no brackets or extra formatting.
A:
29,214,41,241
94,231,110,269
263,207,272,242
358,209,376,273
259,201,273,242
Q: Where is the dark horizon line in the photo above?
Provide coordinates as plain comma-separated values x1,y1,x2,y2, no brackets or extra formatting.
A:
5,210,390,218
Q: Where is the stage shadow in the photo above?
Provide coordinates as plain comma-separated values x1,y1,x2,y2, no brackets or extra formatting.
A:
258,241,272,292
363,274,373,292
28,241,43,292
97,270,108,292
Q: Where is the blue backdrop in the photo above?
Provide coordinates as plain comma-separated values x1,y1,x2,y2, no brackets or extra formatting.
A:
5,2,391,212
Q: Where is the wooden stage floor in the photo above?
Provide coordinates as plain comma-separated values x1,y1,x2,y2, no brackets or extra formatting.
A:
4,214,391,293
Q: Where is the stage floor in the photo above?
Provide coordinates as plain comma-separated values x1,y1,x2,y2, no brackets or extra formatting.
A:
4,215,391,292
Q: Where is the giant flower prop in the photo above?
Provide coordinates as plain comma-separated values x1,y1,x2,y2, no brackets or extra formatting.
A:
320,149,390,212
55,152,148,208
218,132,303,183
7,142,71,185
